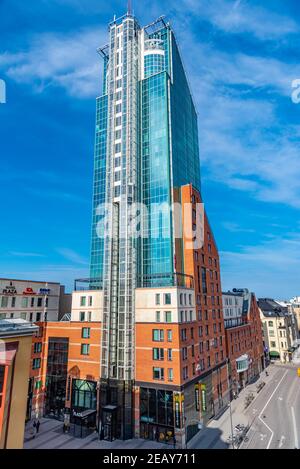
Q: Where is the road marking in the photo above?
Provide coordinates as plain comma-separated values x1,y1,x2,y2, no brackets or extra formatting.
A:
278,397,283,401
258,370,288,450
291,407,299,449
279,435,286,448
260,434,267,441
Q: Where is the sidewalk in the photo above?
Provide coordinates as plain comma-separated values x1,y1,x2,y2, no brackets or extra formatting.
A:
188,366,276,449
24,418,170,450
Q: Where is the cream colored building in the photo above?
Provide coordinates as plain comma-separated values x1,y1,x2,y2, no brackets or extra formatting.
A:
0,278,71,323
70,289,103,322
258,298,298,363
0,319,38,448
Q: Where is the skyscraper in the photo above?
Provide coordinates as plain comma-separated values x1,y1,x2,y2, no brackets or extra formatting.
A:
89,11,229,446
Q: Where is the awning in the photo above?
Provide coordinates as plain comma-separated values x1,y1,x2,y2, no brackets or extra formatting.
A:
269,351,280,358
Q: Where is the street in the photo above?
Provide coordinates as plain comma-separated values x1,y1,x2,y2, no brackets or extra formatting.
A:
241,365,300,449
189,363,300,450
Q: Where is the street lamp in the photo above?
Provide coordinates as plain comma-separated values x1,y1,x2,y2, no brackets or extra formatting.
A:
227,359,235,450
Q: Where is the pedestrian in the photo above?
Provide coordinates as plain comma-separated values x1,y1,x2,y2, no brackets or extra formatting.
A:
36,419,40,434
173,435,176,449
32,420,36,438
155,428,159,442
63,423,66,434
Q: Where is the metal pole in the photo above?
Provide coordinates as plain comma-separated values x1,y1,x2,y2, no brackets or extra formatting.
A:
227,359,235,449
229,397,235,449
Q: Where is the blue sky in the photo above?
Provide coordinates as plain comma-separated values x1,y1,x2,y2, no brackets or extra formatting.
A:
1,0,300,298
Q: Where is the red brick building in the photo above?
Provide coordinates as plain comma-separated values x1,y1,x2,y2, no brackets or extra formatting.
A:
223,289,265,396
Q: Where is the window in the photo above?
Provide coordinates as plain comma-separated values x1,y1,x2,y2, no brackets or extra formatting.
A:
271,341,276,347
165,311,172,323
29,313,33,322
88,311,92,322
32,358,41,369
199,341,203,353
80,311,85,322
269,329,275,337
80,296,86,307
191,327,194,339
153,367,164,380
34,342,42,353
88,296,93,307
268,321,274,327
36,312,41,322
189,294,192,305
199,326,203,337
37,297,42,307
155,294,160,305
182,347,188,360
45,297,48,307
191,344,195,357
181,329,187,341
156,311,160,322
1,297,8,308
0,313,6,320
207,356,211,368
31,297,35,307
164,293,171,305
180,311,184,322
153,329,164,342
201,267,207,293
115,142,121,153
11,297,16,308
20,312,26,320
153,348,164,360
81,344,90,355
167,330,172,342
180,293,183,305
21,298,28,308
206,340,210,351
167,349,172,361
192,363,196,375
82,328,90,339
189,311,193,322
183,366,188,380
167,368,173,382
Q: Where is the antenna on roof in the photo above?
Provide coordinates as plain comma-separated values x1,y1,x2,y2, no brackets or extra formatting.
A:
127,0,132,15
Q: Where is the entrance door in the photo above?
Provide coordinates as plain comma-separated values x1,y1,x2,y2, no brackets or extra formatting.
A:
102,408,117,441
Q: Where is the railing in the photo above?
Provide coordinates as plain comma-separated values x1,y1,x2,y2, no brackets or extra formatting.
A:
138,272,194,289
74,278,103,291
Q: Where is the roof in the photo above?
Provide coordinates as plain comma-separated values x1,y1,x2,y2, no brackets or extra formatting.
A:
0,319,39,338
0,277,60,285
258,298,289,317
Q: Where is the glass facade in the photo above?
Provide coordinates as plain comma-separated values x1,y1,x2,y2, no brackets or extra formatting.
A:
45,337,69,420
90,94,108,280
90,16,201,287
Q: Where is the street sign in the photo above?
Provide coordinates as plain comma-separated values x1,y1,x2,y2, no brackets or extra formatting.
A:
297,368,300,377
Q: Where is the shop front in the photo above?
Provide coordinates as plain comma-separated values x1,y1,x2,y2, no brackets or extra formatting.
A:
140,388,174,444
70,379,97,438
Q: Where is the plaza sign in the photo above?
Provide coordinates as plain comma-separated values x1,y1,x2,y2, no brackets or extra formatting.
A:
2,283,17,295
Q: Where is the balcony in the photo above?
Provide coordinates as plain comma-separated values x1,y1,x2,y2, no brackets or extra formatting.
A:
236,354,249,373
138,272,194,289
74,278,103,291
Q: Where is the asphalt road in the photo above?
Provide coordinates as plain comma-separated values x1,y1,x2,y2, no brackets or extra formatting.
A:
241,365,300,449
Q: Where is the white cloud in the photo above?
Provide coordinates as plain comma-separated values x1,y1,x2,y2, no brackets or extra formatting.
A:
220,233,300,297
1,28,106,98
181,0,297,40
9,251,45,258
57,248,89,265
